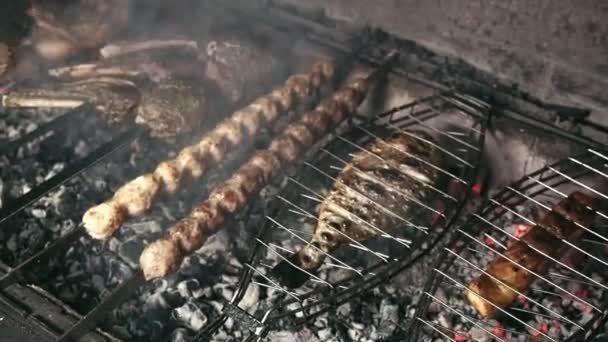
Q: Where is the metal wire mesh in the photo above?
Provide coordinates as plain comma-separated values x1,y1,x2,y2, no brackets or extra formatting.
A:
412,148,608,341
198,90,491,340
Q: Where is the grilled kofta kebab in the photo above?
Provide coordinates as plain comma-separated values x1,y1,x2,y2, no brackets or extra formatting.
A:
139,52,397,280
272,129,442,288
83,59,336,239
466,191,605,317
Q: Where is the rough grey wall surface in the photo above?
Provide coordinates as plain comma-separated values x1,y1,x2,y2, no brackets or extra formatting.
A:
275,0,608,115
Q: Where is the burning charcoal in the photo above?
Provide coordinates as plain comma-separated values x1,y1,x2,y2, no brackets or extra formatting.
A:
347,323,364,341
337,302,351,317
377,299,399,338
317,328,333,340
237,283,260,311
30,208,46,218
218,285,234,303
91,274,105,292
170,328,192,342
108,259,133,281
176,279,200,298
224,317,234,330
469,326,492,342
125,220,162,235
144,291,170,311
0,177,4,208
173,300,208,330
267,330,319,342
118,238,144,267
6,235,17,252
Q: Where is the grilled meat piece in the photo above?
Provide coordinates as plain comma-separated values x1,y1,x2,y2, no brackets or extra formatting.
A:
466,191,604,317
139,55,397,280
83,59,336,240
29,0,130,61
206,33,286,105
271,130,442,288
1,75,205,138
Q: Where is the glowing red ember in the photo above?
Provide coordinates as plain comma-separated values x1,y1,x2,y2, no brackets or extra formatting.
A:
514,224,530,239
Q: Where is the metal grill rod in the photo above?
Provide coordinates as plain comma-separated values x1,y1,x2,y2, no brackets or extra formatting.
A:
56,271,146,342
481,199,608,292
0,125,142,227
432,269,557,342
245,262,302,303
334,136,456,201
303,159,427,235
357,126,469,184
530,178,608,242
506,185,608,266
194,91,488,339
0,225,84,289
0,105,88,157
276,194,390,262
444,247,583,329
264,102,487,326
458,227,601,311
425,290,510,342
266,216,363,277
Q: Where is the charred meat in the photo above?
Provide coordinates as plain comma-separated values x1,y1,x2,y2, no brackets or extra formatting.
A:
1,72,206,138
272,130,442,288
466,191,605,317
205,33,287,104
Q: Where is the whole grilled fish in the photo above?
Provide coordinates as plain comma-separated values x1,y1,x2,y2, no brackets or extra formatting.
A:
272,129,442,288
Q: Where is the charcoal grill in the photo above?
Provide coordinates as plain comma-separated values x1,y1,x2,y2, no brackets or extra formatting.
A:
1,1,608,341
194,89,490,341
412,148,608,341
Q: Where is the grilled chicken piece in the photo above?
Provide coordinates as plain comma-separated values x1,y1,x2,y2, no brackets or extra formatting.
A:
466,191,603,317
29,0,130,61
271,130,442,288
83,59,336,240
139,53,398,280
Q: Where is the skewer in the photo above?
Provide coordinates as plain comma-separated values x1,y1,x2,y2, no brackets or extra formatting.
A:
0,105,88,157
139,51,399,280
82,58,337,240
0,126,142,227
56,271,146,342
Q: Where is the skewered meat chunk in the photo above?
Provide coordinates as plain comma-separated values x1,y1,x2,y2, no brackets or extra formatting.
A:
272,129,442,288
466,191,604,317
83,59,336,240
139,54,397,280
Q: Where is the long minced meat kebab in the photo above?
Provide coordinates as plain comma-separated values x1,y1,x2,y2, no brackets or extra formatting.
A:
466,191,606,317
272,129,442,288
140,53,397,280
83,59,335,239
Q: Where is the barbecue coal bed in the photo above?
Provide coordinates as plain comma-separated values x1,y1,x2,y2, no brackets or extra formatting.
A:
0,1,607,342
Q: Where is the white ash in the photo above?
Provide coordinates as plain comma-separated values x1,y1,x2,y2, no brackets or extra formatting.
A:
173,300,209,331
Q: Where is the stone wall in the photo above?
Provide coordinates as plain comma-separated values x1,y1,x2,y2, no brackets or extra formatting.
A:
275,0,608,117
